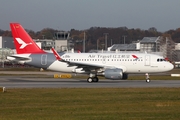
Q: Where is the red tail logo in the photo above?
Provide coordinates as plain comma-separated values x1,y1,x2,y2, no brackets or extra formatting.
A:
10,23,45,54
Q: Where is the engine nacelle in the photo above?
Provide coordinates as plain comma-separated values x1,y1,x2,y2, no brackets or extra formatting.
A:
104,68,128,80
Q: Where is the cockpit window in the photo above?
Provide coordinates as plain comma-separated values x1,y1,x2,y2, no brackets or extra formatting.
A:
157,58,166,62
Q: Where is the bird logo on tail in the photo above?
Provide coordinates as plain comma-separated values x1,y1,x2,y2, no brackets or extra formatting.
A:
15,38,32,49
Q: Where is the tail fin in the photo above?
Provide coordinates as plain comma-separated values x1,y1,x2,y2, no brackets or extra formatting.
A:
10,23,45,54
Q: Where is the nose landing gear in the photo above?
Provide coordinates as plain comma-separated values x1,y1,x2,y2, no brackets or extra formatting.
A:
145,73,150,83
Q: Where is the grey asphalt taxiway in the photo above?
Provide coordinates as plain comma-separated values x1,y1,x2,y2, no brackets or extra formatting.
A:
0,71,180,88
1,76,180,88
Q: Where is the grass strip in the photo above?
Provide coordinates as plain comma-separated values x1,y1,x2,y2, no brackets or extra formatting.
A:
0,88,180,120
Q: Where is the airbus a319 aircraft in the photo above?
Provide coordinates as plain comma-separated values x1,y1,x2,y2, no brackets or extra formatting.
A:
7,23,174,83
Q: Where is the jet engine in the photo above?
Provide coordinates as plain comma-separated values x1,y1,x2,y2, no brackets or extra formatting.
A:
104,68,128,80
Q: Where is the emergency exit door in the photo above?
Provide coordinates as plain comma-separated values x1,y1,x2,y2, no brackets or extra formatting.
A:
145,55,150,66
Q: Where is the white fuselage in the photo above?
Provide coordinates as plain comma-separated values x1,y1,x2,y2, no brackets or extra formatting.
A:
47,53,174,74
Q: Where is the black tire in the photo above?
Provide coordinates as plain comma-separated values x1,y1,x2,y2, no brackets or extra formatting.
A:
92,77,99,82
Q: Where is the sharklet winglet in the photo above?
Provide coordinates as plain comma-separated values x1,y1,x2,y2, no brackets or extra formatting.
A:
51,48,61,60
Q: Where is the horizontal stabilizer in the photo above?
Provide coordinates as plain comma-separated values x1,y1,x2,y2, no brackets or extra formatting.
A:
7,55,31,61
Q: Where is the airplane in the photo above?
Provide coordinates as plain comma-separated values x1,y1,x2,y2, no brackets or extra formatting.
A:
7,23,174,83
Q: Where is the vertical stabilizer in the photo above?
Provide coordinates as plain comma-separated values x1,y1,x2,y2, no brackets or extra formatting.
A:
10,23,45,54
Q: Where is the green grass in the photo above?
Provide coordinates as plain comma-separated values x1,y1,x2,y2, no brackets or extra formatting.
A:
0,88,180,120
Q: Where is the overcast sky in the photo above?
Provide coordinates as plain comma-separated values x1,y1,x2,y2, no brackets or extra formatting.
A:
0,0,180,32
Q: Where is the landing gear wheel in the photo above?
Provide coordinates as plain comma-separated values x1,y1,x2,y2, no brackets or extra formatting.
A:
87,77,93,83
92,77,99,82
146,79,150,83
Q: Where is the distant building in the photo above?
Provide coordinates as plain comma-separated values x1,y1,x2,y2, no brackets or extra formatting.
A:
108,37,163,52
174,43,180,62
36,31,74,52
108,43,139,51
34,39,54,50
0,36,14,49
54,31,74,52
140,37,160,53
108,36,176,61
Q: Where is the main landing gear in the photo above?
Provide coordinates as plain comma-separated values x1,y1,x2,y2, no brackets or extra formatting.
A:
87,74,99,83
87,76,99,83
145,73,150,83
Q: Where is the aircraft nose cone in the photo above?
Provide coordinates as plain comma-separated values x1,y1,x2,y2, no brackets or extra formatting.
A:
168,63,174,70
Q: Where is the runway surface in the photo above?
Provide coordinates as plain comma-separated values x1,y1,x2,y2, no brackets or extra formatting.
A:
0,76,180,88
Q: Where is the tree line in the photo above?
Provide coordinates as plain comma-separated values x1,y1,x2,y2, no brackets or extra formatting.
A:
0,26,180,52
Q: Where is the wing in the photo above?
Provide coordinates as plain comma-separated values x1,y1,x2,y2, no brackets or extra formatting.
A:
67,61,107,72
